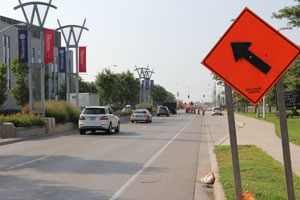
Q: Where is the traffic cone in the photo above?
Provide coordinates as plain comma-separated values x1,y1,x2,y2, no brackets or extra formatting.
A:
200,172,215,184
242,190,256,200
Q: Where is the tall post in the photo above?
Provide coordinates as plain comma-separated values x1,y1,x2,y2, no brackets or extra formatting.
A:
225,84,242,200
276,77,295,200
14,0,57,116
75,47,79,106
56,19,88,106
263,96,266,119
135,66,154,108
66,47,70,102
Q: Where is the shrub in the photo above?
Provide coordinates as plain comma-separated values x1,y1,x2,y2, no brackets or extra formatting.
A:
115,110,132,116
0,114,45,127
22,100,81,124
135,104,153,112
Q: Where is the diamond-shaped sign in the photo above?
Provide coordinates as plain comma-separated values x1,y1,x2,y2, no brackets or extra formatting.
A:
201,7,300,105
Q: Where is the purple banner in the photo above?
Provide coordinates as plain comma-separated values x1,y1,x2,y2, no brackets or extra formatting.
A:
18,30,28,63
58,47,66,73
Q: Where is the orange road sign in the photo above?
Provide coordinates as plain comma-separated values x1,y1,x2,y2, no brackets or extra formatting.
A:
201,7,300,105
189,101,194,106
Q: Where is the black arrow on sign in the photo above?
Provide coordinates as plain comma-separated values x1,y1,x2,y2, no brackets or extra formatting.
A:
231,42,271,74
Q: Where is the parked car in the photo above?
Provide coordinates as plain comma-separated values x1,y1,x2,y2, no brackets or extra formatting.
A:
121,107,132,112
78,106,120,134
131,109,152,123
121,105,132,112
212,107,222,116
157,106,170,117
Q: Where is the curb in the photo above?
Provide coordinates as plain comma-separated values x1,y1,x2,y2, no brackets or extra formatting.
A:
206,126,226,200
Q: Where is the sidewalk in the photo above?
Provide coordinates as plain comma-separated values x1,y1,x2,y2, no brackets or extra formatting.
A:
221,113,300,177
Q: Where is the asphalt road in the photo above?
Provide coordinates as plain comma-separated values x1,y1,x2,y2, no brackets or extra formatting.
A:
0,111,228,200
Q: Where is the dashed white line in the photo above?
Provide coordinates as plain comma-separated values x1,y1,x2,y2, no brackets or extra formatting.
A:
7,156,49,170
109,115,196,200
91,139,105,144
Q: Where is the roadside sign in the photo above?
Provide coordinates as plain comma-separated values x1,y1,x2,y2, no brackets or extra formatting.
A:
285,91,300,110
202,7,300,105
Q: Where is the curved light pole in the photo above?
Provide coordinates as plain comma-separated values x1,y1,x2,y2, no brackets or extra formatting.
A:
0,23,26,33
56,19,89,106
103,65,118,71
14,0,57,116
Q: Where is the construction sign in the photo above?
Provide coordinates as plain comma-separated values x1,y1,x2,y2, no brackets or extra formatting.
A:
201,7,300,105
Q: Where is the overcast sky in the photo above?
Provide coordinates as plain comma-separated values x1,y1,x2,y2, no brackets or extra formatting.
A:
1,0,299,103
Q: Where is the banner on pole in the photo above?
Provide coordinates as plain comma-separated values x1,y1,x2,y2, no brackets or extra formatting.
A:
44,29,54,63
58,47,66,73
150,80,154,91
18,30,28,63
141,80,144,91
79,46,86,72
145,78,149,90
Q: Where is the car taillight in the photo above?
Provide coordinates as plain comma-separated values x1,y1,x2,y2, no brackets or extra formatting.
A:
79,116,85,120
131,114,134,117
100,116,109,120
144,114,148,118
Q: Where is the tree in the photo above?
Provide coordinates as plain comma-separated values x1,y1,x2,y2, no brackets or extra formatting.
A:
115,71,140,106
10,56,29,106
79,77,98,93
272,1,300,30
0,63,7,108
151,85,168,105
58,83,66,100
95,69,118,105
166,91,176,102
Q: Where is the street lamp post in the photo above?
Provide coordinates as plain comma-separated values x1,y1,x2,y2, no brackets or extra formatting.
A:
0,23,26,33
56,19,89,106
103,65,118,71
14,0,57,116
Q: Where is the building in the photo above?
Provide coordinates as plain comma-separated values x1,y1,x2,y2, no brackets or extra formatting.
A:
0,15,73,111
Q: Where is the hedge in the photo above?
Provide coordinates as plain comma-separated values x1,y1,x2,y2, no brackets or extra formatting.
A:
0,114,45,127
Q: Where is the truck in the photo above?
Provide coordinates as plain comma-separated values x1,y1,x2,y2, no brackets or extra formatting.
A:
163,101,177,114
69,93,100,109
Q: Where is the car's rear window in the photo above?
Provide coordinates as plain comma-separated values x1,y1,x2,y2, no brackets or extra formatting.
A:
160,107,167,110
134,110,147,114
214,108,220,111
83,108,106,114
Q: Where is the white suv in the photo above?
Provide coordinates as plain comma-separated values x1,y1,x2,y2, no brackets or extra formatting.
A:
78,106,120,134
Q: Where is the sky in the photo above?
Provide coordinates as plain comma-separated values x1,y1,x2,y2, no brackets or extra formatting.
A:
1,0,299,103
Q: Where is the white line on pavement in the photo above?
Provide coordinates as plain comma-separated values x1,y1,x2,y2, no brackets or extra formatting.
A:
7,156,49,170
91,139,105,144
109,115,196,200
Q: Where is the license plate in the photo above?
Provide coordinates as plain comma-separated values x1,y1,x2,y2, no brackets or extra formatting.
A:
90,117,96,120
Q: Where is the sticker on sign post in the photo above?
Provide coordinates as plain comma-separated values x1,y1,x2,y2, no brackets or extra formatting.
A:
201,7,300,105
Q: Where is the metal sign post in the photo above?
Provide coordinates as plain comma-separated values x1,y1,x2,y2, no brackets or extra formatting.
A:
56,19,88,106
225,84,242,200
276,77,295,200
14,0,57,116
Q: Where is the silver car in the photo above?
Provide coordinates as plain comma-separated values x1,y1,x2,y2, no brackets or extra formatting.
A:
212,107,222,116
131,109,152,123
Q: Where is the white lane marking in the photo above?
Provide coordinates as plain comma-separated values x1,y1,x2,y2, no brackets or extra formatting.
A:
109,115,196,200
7,156,49,170
91,139,105,144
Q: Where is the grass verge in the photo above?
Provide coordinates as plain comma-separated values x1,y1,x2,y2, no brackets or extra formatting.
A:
238,112,300,146
214,145,300,200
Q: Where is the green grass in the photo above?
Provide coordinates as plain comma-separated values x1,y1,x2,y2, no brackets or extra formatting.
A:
238,111,300,146
214,145,300,200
